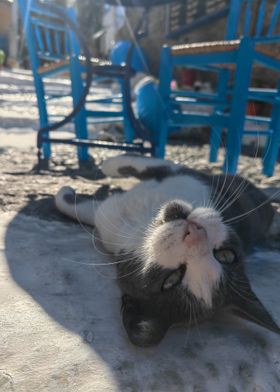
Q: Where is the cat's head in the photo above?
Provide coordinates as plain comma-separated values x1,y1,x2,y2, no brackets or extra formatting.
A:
118,199,280,347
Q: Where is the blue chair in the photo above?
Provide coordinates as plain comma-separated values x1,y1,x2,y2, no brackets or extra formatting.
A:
18,0,152,166
156,0,280,176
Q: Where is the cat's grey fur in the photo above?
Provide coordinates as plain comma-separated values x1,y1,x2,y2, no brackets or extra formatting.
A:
55,155,280,347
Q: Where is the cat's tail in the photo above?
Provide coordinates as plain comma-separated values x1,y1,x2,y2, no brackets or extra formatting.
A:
55,186,97,226
101,154,180,180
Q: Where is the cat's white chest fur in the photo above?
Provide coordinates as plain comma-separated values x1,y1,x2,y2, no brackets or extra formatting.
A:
94,175,210,254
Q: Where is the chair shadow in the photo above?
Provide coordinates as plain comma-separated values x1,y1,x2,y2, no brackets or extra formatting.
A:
4,195,203,391
4,194,280,391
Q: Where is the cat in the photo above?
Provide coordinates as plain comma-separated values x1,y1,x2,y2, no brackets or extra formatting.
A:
55,154,280,347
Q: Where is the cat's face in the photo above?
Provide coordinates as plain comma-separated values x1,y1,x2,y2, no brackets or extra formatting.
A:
119,200,280,347
142,200,227,307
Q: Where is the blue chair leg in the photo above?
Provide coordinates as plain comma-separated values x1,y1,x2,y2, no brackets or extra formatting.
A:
154,113,169,158
69,57,89,161
120,79,134,143
263,90,280,176
156,45,173,158
209,69,230,162
29,67,51,161
224,38,254,174
35,74,51,159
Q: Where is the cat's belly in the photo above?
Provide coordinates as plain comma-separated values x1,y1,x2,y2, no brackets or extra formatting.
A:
94,175,210,254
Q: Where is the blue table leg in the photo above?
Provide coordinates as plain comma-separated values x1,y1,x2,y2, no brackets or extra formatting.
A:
263,84,280,176
209,69,230,162
69,56,89,161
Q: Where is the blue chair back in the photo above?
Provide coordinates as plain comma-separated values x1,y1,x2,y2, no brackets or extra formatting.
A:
18,0,80,68
226,0,280,40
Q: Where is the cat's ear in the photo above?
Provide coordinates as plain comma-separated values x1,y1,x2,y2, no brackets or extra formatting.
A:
121,295,169,347
227,280,280,335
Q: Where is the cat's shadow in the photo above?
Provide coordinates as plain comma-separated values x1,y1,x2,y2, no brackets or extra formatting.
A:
4,196,280,391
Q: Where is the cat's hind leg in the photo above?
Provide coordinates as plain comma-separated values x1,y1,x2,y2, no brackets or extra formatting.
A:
101,154,180,180
55,186,98,226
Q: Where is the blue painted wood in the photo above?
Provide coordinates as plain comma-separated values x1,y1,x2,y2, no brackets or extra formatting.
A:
54,31,61,56
255,0,266,37
156,0,280,175
18,0,51,159
243,0,253,37
172,51,238,66
268,0,280,37
263,81,280,176
19,0,149,163
225,0,243,39
85,110,123,117
33,25,45,53
209,69,230,162
168,112,228,128
156,45,173,158
44,28,53,55
224,38,254,173
254,52,280,72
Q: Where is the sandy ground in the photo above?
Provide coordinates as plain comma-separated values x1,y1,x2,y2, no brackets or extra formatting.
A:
1,69,280,391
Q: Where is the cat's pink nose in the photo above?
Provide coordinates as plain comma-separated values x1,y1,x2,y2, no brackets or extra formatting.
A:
184,221,206,244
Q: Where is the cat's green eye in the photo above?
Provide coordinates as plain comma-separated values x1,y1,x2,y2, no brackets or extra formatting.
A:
162,265,186,291
213,249,236,264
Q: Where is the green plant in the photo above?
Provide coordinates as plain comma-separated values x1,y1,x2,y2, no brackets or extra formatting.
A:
0,49,5,66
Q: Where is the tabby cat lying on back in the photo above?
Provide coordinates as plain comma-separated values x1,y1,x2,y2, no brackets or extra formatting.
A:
55,155,280,347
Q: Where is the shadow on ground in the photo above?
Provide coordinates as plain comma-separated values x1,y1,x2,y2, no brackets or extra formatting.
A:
3,195,280,391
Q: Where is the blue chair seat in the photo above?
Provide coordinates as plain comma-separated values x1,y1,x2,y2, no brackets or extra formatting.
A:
171,40,279,60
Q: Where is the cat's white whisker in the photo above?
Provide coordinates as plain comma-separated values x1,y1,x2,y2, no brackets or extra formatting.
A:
223,189,280,224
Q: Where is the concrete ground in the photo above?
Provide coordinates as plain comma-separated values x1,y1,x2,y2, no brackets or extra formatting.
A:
1,69,280,392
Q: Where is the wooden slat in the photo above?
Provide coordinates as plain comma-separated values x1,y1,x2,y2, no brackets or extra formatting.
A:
37,59,69,75
37,56,112,75
171,40,240,55
171,39,280,61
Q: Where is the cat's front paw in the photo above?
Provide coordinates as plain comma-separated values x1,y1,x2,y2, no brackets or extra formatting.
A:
55,186,76,209
101,154,177,179
101,154,140,178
